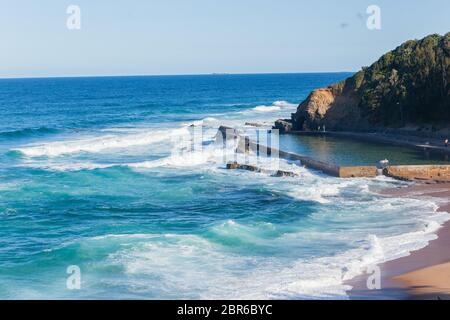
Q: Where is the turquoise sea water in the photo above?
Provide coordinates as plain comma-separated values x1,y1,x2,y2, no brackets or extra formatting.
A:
0,74,449,299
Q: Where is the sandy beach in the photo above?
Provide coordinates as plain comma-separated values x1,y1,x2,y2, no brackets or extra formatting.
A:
347,183,450,300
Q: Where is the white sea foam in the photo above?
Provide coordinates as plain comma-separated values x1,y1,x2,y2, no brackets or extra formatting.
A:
189,117,220,127
13,127,189,157
71,163,447,300
29,149,449,299
99,127,150,133
251,100,297,112
12,99,296,160
253,105,282,112
16,132,236,171
128,143,237,170
286,181,341,204
9,96,449,299
19,161,117,172
273,100,297,108
102,199,449,299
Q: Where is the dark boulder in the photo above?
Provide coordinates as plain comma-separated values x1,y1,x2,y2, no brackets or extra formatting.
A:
273,119,293,133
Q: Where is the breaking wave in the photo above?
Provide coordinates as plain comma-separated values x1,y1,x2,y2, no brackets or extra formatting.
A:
13,127,189,157
94,201,449,299
252,101,297,112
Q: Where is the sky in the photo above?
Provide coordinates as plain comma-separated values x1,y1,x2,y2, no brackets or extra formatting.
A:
1,0,449,78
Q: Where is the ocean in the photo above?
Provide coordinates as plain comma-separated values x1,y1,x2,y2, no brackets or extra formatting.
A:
0,73,448,299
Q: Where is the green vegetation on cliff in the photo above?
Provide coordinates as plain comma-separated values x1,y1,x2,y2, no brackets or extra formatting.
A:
356,33,449,125
292,33,450,132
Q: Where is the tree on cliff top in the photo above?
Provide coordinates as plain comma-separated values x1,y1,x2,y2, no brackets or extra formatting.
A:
347,32,450,127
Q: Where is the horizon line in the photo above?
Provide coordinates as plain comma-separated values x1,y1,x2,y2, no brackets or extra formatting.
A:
0,71,356,81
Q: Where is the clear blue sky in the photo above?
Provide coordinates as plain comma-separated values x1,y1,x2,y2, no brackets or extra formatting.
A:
1,0,449,78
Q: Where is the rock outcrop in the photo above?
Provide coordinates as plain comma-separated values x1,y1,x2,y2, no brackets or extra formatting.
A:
273,119,293,133
288,32,450,133
226,162,298,177
292,84,363,131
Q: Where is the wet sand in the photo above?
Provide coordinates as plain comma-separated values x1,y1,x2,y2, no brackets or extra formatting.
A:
393,262,450,299
346,183,450,300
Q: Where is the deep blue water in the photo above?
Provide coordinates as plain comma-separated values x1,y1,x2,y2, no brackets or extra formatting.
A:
0,74,448,299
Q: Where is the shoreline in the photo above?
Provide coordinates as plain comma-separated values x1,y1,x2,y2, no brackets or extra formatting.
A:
346,183,450,300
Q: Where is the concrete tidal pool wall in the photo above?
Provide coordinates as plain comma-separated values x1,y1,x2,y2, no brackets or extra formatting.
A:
339,166,378,178
217,126,450,181
385,165,450,182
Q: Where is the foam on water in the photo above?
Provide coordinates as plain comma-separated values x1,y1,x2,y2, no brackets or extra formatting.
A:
100,197,449,299
30,151,443,299
19,161,116,171
3,89,449,300
272,100,297,108
251,100,297,113
13,127,190,157
253,105,282,112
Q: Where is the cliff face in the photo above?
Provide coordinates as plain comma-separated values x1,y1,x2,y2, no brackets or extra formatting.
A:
292,83,364,131
291,32,450,132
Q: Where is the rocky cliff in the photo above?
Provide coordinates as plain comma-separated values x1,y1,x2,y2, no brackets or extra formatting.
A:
287,32,450,133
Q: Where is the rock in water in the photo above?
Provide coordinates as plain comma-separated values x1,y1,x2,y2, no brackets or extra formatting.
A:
273,119,293,133
226,162,298,177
